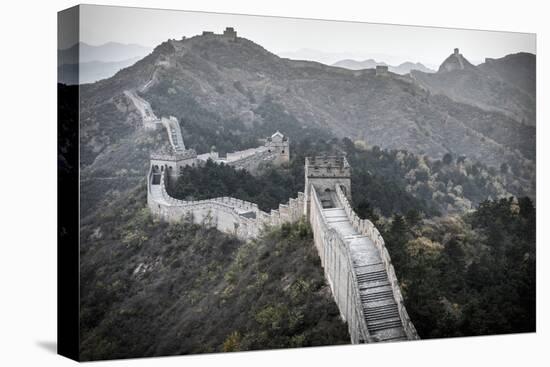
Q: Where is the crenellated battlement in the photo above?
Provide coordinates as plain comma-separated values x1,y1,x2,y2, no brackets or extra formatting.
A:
148,168,304,240
150,149,197,161
305,155,351,212
305,155,350,177
199,27,238,41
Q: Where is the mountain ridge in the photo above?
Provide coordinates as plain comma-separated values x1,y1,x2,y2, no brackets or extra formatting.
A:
78,32,535,202
412,50,535,126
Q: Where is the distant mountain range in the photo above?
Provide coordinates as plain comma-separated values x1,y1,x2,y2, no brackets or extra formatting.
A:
332,59,435,75
278,48,429,68
58,42,151,84
58,57,144,85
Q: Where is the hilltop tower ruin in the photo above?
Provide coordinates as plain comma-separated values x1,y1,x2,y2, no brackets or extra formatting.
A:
266,131,290,165
223,27,237,40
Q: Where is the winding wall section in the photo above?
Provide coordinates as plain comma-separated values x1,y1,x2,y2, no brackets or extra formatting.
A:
147,169,305,240
147,165,419,343
136,87,417,343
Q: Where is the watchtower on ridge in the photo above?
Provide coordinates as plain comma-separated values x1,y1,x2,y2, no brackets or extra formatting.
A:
266,131,290,164
304,156,351,213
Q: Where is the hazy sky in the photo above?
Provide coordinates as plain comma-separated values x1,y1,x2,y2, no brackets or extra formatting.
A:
76,4,536,67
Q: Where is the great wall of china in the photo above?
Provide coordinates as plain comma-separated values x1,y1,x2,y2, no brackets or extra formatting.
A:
127,74,419,343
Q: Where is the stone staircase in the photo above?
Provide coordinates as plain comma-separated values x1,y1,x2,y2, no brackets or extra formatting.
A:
356,262,407,341
323,207,407,342
168,125,184,152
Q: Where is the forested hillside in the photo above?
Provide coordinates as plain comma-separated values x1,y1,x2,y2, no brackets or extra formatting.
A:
170,137,528,217
163,137,536,341
79,186,349,360
383,197,535,337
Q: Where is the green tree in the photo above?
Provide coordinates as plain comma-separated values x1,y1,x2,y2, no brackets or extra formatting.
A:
443,153,453,165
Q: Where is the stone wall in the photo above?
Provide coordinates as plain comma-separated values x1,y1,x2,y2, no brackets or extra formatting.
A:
225,149,278,173
147,168,305,241
308,185,371,343
334,185,420,340
123,90,161,130
160,116,185,152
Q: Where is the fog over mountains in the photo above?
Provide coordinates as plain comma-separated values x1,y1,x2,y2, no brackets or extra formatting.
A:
332,59,434,74
59,43,439,83
58,42,152,84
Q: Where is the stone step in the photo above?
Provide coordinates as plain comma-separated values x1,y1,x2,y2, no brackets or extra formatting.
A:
364,303,398,313
357,273,387,280
364,306,399,318
365,309,399,317
361,290,394,302
365,307,399,317
366,313,400,323
359,281,391,291
356,271,388,282
357,274,387,279
358,277,388,285
362,295,394,304
365,315,401,325
357,268,386,275
367,319,404,332
357,271,387,278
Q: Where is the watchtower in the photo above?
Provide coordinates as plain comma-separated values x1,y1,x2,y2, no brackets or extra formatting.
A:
223,27,237,40
266,131,290,164
376,65,389,76
454,48,459,56
304,156,351,214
